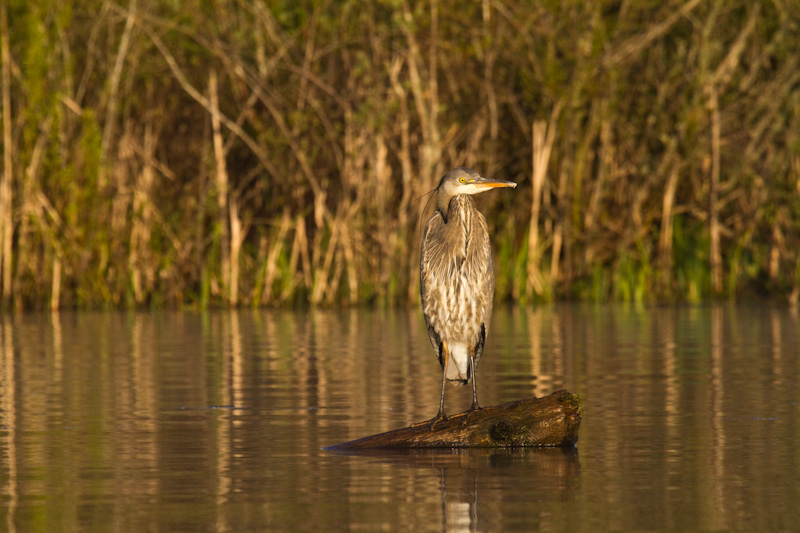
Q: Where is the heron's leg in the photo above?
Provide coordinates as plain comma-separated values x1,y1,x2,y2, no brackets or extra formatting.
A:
411,341,450,430
469,353,480,411
437,352,448,415
462,352,481,425
430,341,449,430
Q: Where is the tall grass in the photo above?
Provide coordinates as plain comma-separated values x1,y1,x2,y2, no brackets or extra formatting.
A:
0,0,798,310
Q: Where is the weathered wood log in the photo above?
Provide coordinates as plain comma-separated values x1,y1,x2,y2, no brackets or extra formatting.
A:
325,390,582,450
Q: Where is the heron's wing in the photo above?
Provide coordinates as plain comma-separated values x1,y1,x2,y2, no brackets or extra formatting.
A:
470,211,494,370
420,212,445,368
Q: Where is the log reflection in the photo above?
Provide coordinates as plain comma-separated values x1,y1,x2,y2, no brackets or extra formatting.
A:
331,447,580,533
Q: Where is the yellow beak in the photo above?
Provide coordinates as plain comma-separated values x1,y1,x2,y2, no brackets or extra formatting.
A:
473,177,517,189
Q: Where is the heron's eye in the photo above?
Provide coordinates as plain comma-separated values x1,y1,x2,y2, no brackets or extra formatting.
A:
459,177,465,183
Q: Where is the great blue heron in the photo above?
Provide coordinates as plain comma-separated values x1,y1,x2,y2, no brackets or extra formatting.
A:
420,167,517,425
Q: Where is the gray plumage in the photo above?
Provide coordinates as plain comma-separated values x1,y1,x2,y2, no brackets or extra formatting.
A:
420,167,516,423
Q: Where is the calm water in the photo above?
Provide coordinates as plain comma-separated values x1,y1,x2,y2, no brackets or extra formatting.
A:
1,304,798,532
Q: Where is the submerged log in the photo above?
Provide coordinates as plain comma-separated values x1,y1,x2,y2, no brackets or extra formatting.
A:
326,390,582,450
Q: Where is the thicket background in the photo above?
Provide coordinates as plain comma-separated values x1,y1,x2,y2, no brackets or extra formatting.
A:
1,0,798,310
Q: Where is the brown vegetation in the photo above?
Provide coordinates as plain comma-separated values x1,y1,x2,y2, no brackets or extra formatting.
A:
0,0,798,309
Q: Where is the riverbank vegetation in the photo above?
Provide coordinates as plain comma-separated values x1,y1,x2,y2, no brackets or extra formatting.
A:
1,0,798,309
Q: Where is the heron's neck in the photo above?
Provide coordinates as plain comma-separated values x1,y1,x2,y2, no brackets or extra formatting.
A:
438,194,472,223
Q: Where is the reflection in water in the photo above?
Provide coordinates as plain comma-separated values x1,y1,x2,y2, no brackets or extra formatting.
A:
1,316,16,533
0,305,798,531
334,447,580,532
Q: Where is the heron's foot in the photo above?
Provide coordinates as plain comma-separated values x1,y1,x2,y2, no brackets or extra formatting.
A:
428,410,448,431
410,410,448,430
461,403,482,425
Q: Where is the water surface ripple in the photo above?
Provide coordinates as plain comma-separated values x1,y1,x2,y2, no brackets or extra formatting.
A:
0,304,798,531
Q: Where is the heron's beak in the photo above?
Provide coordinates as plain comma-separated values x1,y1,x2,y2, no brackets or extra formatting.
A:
472,177,517,189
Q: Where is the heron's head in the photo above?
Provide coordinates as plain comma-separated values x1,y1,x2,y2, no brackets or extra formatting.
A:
436,167,516,217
